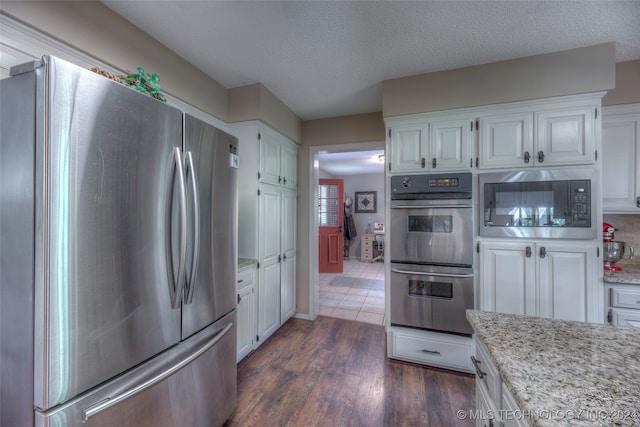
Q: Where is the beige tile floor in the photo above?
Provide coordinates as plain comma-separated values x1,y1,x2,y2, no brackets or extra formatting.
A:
318,259,385,326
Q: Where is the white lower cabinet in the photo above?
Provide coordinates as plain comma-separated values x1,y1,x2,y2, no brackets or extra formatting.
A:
388,327,473,373
237,265,256,362
480,240,600,322
608,286,640,328
473,337,528,427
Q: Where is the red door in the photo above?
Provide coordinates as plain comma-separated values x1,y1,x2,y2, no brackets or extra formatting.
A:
319,179,344,273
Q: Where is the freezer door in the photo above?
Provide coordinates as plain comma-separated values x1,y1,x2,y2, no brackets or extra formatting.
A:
181,115,238,339
35,311,237,427
38,57,183,409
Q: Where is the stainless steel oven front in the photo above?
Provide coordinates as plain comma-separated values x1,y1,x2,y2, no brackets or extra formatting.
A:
389,172,474,336
390,264,474,335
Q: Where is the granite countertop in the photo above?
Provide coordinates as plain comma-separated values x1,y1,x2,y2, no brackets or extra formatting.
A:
237,258,257,269
604,265,640,285
467,310,640,427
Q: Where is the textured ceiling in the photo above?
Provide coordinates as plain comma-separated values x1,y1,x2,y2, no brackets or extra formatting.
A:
103,1,640,121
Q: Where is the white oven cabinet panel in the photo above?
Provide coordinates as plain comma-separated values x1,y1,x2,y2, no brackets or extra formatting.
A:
480,240,600,323
388,328,473,373
478,112,534,169
237,266,256,362
535,105,597,166
389,122,428,172
429,117,472,171
480,241,537,317
602,104,640,213
537,243,599,323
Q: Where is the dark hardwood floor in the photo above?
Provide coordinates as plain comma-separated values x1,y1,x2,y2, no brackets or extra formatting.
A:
225,316,476,427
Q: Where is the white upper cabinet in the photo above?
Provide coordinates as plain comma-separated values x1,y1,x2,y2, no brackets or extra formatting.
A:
477,95,601,169
429,117,472,170
478,112,534,169
602,104,640,213
535,105,596,166
388,115,472,173
389,122,428,172
259,126,297,189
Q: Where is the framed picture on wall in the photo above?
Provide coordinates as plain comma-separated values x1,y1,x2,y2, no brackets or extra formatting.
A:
355,191,377,213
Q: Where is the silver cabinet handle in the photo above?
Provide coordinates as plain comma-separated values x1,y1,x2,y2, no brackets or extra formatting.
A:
525,246,532,258
184,151,200,304
421,349,440,355
538,150,545,163
82,322,233,421
539,246,546,259
636,196,640,208
391,268,474,278
166,147,187,309
524,151,530,163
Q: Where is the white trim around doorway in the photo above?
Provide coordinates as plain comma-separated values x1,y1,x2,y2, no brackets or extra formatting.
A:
307,141,385,321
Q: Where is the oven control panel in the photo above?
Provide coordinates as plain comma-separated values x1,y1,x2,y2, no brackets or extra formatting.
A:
391,173,472,199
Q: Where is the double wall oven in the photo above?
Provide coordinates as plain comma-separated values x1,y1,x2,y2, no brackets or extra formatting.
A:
389,172,474,336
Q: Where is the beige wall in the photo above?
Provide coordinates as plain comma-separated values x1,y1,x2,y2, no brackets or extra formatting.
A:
603,60,640,106
229,83,302,143
1,1,230,122
382,43,616,117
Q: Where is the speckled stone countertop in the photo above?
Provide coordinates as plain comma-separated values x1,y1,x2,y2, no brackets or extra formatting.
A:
604,265,640,285
466,310,640,426
237,258,256,270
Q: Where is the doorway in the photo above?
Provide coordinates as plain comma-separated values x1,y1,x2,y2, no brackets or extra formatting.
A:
310,143,386,325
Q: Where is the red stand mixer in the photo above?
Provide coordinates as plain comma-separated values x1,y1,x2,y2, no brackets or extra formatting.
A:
603,222,635,271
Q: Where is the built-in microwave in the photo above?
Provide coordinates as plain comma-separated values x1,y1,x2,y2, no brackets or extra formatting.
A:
479,169,596,239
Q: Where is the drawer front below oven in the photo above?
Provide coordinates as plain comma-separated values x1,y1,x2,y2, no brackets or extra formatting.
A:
390,264,474,336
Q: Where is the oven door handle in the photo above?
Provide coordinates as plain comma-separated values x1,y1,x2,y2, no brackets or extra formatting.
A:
391,268,474,278
390,204,472,209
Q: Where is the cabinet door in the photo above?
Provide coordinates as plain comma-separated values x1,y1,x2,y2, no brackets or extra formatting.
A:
259,131,282,185
535,106,596,166
280,189,297,323
236,285,255,362
258,185,282,264
390,123,428,172
478,112,534,169
281,139,298,189
429,117,472,170
602,113,640,212
481,241,536,316
537,242,598,322
258,261,281,343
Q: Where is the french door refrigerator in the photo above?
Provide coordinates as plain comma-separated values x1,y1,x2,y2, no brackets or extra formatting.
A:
0,56,238,427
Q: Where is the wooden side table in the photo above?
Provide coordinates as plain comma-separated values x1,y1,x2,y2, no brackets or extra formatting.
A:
361,233,375,262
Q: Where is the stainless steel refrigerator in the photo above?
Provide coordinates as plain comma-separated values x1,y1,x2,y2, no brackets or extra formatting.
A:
0,56,238,427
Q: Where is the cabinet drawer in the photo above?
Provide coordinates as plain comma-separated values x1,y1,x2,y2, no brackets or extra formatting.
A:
474,339,502,404
611,308,640,328
237,267,254,289
391,330,472,372
610,288,640,310
362,234,375,243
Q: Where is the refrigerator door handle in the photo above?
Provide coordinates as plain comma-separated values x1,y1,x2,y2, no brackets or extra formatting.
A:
166,147,188,309
184,151,200,304
81,322,233,422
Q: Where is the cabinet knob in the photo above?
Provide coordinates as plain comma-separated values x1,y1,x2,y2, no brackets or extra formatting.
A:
540,246,547,258
524,151,530,163
432,158,437,168
283,177,287,185
525,246,532,258
421,157,426,168
538,151,545,163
